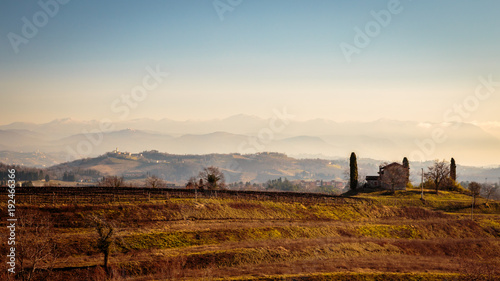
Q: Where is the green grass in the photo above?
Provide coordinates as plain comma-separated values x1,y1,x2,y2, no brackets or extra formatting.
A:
353,189,500,214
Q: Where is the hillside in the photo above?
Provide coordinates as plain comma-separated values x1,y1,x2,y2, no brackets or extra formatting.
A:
2,187,499,280
47,151,500,186
50,151,345,184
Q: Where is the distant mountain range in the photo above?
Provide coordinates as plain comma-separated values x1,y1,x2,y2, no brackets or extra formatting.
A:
1,116,500,167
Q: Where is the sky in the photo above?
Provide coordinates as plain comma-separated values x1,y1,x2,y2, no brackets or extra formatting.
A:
1,0,500,125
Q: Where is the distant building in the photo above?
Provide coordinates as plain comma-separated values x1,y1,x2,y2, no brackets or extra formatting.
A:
303,180,345,189
365,161,409,190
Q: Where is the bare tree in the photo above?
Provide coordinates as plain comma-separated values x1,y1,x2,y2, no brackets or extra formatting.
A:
89,216,115,273
17,210,59,281
469,182,481,220
145,175,166,188
380,164,408,193
482,184,498,203
185,176,197,189
469,182,481,205
198,166,225,190
99,176,124,189
425,160,450,194
358,170,367,188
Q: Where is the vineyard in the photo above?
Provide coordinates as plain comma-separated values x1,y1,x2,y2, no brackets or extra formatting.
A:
12,186,366,205
1,186,499,280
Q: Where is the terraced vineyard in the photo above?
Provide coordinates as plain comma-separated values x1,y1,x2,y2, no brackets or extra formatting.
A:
1,187,499,280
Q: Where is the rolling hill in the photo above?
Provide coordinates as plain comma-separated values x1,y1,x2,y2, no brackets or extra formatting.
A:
45,150,500,186
50,151,344,184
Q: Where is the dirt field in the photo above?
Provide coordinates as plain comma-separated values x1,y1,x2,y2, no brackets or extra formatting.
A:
1,187,499,280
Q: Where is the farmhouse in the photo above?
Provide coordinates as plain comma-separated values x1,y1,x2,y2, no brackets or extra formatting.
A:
365,176,381,188
365,161,409,190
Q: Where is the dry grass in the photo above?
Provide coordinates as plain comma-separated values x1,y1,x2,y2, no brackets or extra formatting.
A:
1,189,499,280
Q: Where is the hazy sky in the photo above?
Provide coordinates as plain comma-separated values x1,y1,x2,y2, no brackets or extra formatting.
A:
1,0,500,125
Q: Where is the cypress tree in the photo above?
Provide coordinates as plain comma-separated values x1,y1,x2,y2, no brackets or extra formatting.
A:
402,157,409,168
349,152,358,190
450,158,456,181
402,157,410,184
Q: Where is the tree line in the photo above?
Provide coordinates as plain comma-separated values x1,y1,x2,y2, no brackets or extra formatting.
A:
0,163,45,185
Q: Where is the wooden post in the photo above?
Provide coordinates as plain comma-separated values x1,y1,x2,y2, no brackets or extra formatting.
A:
471,193,475,220
421,168,424,200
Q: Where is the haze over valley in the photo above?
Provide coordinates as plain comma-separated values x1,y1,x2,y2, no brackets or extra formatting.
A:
1,116,500,168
